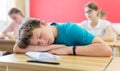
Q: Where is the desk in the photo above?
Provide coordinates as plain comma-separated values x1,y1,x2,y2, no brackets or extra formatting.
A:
106,41,120,48
106,41,120,56
0,54,112,71
0,39,16,52
105,57,120,71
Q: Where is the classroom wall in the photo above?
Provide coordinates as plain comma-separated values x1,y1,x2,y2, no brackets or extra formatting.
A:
30,0,120,23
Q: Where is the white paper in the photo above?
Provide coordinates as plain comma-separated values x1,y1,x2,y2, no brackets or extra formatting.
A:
25,52,60,60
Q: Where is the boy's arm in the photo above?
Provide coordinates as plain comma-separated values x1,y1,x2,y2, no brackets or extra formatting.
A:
13,44,65,53
75,37,112,56
49,37,112,56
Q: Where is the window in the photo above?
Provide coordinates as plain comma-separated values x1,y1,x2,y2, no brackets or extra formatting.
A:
0,0,16,22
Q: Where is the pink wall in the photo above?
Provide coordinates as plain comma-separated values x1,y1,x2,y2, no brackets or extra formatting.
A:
30,0,120,23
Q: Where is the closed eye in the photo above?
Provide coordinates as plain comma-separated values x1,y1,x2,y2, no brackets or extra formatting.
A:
39,36,41,39
38,42,40,45
39,37,41,39
39,33,41,39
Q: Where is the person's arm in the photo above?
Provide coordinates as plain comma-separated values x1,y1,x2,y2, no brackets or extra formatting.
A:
2,22,13,36
100,25,114,42
0,24,11,39
13,44,65,53
0,23,12,39
2,22,19,39
48,37,112,56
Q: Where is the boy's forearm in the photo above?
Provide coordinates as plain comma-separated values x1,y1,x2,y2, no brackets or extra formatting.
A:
14,45,51,53
71,42,112,56
27,45,56,51
13,44,63,53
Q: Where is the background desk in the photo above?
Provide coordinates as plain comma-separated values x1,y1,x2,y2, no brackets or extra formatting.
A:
106,40,120,56
105,57,120,71
106,41,120,48
0,54,112,71
0,39,16,52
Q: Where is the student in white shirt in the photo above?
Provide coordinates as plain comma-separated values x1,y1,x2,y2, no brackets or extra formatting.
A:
0,8,28,56
80,2,114,42
0,8,26,39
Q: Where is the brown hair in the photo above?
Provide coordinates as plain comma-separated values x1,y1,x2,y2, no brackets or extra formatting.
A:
17,18,41,49
97,10,106,17
85,2,98,11
8,8,24,17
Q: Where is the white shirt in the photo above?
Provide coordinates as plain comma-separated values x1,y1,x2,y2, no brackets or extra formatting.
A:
2,17,28,35
80,19,111,37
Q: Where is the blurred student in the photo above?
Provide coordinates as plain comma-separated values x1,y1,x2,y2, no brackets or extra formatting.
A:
0,8,26,39
98,10,120,38
80,2,114,42
97,10,107,19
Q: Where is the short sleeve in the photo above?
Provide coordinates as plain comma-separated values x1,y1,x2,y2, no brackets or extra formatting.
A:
70,24,95,45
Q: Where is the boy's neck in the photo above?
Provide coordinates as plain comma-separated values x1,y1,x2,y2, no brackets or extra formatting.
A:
50,26,58,39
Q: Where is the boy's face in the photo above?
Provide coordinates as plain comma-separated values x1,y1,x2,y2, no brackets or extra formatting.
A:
30,25,55,46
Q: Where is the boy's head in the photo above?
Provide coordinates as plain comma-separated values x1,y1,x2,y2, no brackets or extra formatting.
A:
17,18,55,49
8,8,24,23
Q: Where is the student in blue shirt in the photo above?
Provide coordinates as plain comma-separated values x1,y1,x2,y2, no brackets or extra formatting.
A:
13,18,112,56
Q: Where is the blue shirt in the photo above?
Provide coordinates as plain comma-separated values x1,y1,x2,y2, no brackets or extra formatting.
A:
51,22,95,46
